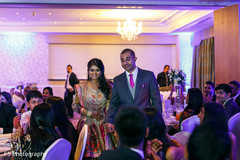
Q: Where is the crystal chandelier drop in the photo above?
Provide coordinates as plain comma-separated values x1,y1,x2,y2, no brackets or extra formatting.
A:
117,18,143,41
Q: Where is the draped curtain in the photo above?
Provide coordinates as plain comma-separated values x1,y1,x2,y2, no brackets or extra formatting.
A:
191,37,215,91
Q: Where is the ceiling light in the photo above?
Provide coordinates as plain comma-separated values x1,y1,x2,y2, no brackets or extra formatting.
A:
117,18,143,41
22,18,26,20
48,12,52,15
16,12,20,15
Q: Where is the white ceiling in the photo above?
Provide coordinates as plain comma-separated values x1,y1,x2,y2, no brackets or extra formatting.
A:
0,1,238,34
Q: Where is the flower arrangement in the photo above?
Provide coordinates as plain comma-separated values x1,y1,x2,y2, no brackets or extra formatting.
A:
168,69,186,86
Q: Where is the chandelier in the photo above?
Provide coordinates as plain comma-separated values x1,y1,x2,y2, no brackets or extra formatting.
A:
117,18,143,41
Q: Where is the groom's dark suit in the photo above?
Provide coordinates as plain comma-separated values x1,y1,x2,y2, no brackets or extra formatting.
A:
106,68,162,124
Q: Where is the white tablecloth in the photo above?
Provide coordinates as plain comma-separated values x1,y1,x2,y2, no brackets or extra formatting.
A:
0,134,11,160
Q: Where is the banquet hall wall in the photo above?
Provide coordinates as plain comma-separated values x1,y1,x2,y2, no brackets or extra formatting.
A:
0,33,195,98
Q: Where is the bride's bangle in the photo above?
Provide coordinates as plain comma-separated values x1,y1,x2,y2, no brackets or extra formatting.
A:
86,110,92,117
80,108,92,117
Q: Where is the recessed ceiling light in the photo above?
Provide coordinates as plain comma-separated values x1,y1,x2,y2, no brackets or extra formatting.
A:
16,12,20,15
138,7,143,9
131,6,136,8
48,12,52,15
22,17,26,20
116,6,121,8
123,6,127,8
54,22,57,24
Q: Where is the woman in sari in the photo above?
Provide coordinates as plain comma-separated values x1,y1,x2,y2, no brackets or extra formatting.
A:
72,58,117,159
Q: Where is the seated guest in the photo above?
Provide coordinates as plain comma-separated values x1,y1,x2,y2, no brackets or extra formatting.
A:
42,87,53,102
11,103,61,160
12,86,30,113
178,88,203,131
13,90,43,134
143,107,182,160
157,65,170,87
0,91,13,105
203,81,216,103
20,86,31,113
229,81,240,107
198,102,226,125
215,83,240,120
0,96,17,134
100,107,147,160
46,96,78,160
198,102,237,160
187,121,231,160
12,83,25,109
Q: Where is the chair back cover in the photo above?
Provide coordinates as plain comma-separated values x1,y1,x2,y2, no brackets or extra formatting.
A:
42,138,72,160
173,131,191,146
181,115,200,133
228,112,240,160
74,124,88,160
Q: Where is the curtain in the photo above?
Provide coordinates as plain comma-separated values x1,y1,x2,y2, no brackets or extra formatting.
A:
191,37,215,91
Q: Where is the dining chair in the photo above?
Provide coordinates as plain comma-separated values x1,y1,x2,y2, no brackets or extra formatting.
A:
228,112,240,160
180,115,200,133
74,124,88,160
173,131,191,146
42,138,71,160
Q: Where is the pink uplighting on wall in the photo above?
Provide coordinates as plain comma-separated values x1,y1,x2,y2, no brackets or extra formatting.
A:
0,33,49,87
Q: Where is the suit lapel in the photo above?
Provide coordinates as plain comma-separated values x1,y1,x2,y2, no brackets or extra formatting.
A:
134,68,143,100
120,72,134,102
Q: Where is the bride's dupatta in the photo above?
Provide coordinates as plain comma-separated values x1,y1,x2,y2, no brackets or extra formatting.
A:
73,82,88,160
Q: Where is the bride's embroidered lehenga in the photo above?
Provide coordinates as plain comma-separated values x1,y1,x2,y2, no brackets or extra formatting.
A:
72,82,117,159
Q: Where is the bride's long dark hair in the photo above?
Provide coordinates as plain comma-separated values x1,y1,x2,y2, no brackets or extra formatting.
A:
87,58,111,99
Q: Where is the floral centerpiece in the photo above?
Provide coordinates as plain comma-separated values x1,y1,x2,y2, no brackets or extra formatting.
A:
168,69,186,109
168,69,186,86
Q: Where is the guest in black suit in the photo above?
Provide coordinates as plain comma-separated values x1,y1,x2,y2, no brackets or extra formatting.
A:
229,80,240,107
0,100,17,134
64,64,79,118
100,107,147,160
215,83,240,120
157,65,170,87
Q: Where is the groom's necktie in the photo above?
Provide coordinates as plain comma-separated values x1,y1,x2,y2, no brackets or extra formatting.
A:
165,73,168,86
65,74,69,89
129,74,134,88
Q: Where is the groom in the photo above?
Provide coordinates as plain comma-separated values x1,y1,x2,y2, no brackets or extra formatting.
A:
106,48,162,131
